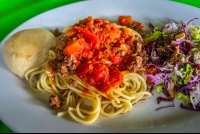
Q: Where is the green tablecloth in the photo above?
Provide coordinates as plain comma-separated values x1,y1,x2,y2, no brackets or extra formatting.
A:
0,0,199,133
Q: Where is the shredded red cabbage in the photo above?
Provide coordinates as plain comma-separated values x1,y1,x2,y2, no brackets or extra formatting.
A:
157,97,172,104
187,18,199,25
148,22,155,32
156,103,174,111
177,82,194,93
181,21,188,40
180,103,200,111
145,18,200,112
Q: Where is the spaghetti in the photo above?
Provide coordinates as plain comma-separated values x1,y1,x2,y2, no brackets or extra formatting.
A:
25,50,151,124
25,16,152,124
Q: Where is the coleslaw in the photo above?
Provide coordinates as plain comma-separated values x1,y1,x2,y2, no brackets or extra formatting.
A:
144,18,200,111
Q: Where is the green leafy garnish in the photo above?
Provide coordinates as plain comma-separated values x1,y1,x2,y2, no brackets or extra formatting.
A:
197,43,200,48
171,75,178,84
180,64,194,85
191,25,200,40
186,64,194,73
175,92,191,103
155,83,165,96
145,31,163,42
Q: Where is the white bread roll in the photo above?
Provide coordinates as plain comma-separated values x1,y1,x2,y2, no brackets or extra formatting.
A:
3,28,56,78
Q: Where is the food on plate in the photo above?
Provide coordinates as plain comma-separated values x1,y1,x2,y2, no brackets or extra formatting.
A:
118,15,145,36
25,16,151,124
144,18,200,111
3,28,56,78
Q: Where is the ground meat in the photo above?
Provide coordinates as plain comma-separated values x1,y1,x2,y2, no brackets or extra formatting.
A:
48,58,63,72
48,35,77,76
128,22,145,36
61,65,68,74
61,55,77,78
139,50,149,67
49,95,62,109
56,37,70,51
127,56,146,73
127,40,149,73
48,60,57,71
64,55,76,66
56,50,64,60
70,80,77,87
54,28,62,37
136,56,143,68
62,89,69,97
136,42,142,53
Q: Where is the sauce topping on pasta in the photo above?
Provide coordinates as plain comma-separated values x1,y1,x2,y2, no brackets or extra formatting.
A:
50,16,148,95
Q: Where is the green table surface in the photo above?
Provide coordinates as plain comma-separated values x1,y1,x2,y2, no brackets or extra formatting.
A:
0,0,199,133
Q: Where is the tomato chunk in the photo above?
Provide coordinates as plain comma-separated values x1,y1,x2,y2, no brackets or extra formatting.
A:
74,26,99,49
76,60,123,94
146,66,157,85
76,61,90,79
109,54,121,64
118,15,133,26
82,48,93,60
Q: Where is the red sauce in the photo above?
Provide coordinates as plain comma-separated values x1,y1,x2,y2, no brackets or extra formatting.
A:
83,88,89,97
77,60,124,94
63,16,136,96
46,64,55,85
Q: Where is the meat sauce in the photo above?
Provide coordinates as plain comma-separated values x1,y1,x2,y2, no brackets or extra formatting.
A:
59,16,146,96
77,60,123,94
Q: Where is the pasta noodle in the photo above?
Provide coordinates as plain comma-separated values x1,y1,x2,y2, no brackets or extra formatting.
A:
25,50,152,124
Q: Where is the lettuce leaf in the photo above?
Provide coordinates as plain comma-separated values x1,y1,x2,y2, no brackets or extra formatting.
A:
171,75,178,84
191,26,200,40
175,92,191,103
155,83,165,96
145,31,162,42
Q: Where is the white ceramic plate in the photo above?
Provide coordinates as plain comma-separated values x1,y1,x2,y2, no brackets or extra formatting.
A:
1,0,200,132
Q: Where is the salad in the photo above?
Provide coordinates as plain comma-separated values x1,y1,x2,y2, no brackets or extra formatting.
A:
144,18,200,111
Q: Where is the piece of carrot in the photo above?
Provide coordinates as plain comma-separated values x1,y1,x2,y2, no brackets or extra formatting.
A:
63,40,82,56
66,29,76,38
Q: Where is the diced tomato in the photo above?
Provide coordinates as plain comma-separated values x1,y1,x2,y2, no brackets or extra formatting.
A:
87,51,93,60
74,26,99,49
63,40,82,56
108,67,124,87
66,29,76,38
91,63,109,82
93,50,103,60
62,16,146,96
82,48,93,60
76,62,90,79
94,19,103,27
146,67,158,85
109,54,121,64
118,15,133,26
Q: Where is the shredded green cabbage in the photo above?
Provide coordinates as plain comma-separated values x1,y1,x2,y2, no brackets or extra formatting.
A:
175,92,191,103
171,75,178,84
145,31,162,42
155,83,164,96
191,25,200,40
